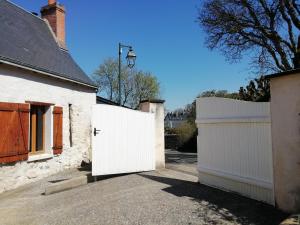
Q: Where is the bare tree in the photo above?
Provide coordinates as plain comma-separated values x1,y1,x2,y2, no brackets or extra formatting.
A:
121,68,135,106
93,58,160,108
197,0,300,72
131,71,160,107
93,58,136,106
93,58,118,100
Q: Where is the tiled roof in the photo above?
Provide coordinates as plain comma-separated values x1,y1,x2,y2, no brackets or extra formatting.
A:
0,0,97,88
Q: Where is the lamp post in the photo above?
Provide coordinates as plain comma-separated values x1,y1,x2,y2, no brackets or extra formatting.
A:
118,43,137,105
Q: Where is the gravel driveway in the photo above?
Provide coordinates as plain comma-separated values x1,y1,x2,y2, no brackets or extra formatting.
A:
0,163,287,225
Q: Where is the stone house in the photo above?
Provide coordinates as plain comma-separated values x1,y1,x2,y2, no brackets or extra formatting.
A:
0,0,97,193
164,112,187,129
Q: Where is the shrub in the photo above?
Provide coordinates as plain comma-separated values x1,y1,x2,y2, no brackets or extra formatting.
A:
172,122,197,152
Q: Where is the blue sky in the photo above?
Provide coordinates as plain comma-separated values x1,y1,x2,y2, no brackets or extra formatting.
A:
12,0,254,110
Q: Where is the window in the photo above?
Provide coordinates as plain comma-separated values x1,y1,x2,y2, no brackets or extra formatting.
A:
0,101,63,164
29,105,47,154
28,104,63,160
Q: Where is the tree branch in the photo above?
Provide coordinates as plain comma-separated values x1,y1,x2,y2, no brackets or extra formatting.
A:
279,1,296,52
239,30,286,70
292,0,300,16
198,0,297,71
284,0,300,30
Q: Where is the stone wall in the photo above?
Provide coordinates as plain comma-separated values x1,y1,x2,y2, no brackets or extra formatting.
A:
0,64,96,193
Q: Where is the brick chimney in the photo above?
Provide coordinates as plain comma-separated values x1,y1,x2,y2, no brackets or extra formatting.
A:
41,0,66,49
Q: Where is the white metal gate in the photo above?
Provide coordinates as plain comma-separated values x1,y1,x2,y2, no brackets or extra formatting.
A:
196,97,274,205
92,104,155,176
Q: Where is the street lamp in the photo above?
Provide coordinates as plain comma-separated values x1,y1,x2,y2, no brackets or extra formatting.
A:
118,43,137,105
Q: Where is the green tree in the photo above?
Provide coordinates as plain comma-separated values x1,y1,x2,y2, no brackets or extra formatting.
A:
200,90,239,99
175,89,239,125
131,71,160,107
197,0,300,73
93,58,160,108
239,76,270,102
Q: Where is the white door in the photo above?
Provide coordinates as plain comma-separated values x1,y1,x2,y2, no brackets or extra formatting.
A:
92,104,155,176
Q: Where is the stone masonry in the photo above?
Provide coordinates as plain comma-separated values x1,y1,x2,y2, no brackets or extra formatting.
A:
0,64,96,193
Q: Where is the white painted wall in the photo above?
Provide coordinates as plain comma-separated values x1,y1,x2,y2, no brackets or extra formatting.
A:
196,97,274,205
0,64,96,193
139,101,165,169
269,73,300,212
92,105,155,176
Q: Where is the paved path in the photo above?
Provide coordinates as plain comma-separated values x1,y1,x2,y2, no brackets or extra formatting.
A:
0,165,287,225
165,149,198,176
165,149,197,165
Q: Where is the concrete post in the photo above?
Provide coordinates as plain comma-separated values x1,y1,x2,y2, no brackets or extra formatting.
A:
139,99,165,169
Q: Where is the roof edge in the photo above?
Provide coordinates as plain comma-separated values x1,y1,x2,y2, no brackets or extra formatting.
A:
96,96,119,105
265,68,300,79
0,57,98,89
96,96,133,109
140,99,165,104
43,18,65,51
5,0,45,22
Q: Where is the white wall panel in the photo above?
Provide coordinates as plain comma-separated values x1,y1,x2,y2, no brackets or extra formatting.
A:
92,105,155,176
196,97,274,205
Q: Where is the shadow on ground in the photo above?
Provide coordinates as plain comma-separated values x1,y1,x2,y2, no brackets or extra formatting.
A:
77,164,140,184
140,173,288,225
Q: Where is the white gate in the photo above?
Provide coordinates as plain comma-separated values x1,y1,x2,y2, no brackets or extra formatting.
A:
92,104,155,176
196,97,274,205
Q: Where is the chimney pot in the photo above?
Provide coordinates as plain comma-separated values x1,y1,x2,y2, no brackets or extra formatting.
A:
48,0,56,5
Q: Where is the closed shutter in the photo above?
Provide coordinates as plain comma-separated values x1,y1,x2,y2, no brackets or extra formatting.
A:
53,106,63,155
0,102,30,163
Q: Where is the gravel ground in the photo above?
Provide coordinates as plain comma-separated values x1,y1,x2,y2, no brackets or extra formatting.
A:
0,167,287,225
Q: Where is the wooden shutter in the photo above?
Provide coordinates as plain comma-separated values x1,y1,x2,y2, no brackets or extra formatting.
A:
0,102,30,163
53,106,63,155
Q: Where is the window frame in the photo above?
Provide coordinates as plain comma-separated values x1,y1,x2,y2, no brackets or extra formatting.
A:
26,101,56,162
29,105,46,155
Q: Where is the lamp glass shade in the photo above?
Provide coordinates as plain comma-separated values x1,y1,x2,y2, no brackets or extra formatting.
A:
126,49,136,68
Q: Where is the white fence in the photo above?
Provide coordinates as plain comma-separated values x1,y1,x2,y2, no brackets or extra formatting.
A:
92,104,155,176
196,97,274,205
